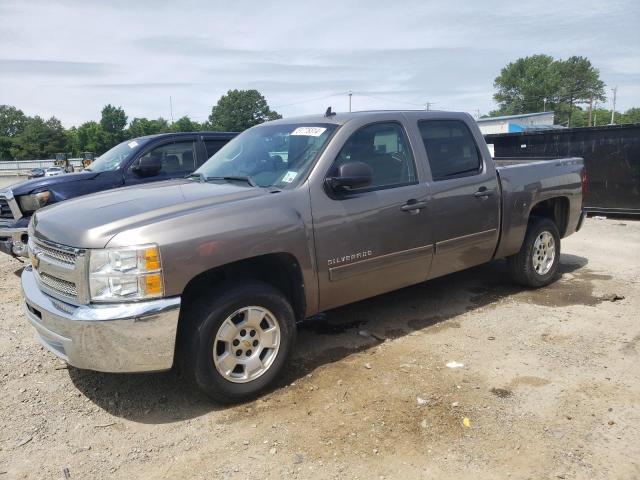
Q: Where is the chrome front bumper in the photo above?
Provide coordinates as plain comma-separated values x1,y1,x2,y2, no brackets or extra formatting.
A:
21,266,181,373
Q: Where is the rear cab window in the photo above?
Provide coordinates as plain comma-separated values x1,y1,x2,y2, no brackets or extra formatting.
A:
418,120,482,181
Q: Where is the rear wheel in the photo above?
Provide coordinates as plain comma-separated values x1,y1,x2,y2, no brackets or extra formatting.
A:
180,281,296,403
508,217,560,287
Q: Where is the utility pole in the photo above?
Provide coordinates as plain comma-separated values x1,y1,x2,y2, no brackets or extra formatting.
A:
543,97,547,111
169,96,174,124
425,102,433,111
610,87,617,125
588,95,593,127
348,91,352,112
476,108,480,119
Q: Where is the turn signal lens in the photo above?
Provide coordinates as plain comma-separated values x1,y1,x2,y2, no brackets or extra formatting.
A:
144,273,163,296
144,247,160,271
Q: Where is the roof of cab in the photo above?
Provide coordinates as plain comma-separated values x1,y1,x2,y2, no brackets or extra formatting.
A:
134,131,239,142
265,110,473,126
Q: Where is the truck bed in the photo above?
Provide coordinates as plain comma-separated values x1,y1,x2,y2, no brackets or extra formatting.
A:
493,156,585,260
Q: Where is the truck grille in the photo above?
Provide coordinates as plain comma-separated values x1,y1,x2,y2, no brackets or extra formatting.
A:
30,236,86,304
38,272,78,298
0,198,13,219
33,238,76,266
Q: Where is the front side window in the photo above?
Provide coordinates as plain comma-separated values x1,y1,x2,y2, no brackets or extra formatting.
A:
204,139,228,160
198,123,337,188
132,141,196,176
332,122,417,190
418,120,482,181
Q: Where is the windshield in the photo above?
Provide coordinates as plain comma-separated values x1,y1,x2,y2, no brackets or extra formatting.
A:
196,123,337,188
85,139,141,172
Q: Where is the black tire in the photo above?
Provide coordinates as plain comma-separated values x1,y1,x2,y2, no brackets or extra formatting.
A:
507,217,561,288
179,281,296,403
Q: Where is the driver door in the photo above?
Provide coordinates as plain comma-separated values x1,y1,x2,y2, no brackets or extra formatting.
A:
310,121,433,311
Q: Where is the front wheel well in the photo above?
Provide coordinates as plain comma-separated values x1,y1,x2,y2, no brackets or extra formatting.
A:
180,253,306,322
529,197,569,237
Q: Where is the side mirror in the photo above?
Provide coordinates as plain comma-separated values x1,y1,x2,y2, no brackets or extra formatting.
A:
132,155,162,177
325,161,373,193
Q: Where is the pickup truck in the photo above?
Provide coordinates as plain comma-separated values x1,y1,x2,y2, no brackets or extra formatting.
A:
0,131,236,257
21,111,586,403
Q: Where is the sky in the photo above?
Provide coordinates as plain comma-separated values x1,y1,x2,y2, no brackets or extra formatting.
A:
1,0,639,127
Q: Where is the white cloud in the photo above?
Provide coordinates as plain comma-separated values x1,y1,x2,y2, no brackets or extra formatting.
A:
0,0,638,126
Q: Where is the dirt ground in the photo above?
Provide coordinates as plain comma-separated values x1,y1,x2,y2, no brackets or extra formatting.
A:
0,214,639,480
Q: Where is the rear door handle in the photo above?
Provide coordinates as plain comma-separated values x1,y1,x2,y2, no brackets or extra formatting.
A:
473,187,494,198
401,200,428,213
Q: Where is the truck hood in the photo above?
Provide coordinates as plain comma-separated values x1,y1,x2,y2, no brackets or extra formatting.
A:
32,179,269,248
7,171,100,196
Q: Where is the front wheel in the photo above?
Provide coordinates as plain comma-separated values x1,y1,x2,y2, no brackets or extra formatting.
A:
180,281,296,403
507,217,561,288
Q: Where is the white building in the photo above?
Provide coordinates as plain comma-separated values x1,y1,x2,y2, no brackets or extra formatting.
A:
476,111,556,135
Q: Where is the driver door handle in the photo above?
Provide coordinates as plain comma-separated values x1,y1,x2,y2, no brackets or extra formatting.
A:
473,187,495,198
401,199,428,213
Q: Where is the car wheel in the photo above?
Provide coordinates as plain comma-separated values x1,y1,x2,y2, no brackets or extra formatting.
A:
507,217,561,288
180,281,296,403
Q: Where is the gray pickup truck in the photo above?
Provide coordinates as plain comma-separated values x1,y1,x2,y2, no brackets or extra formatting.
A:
21,111,586,402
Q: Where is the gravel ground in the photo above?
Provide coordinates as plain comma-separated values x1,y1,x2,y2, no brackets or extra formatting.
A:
0,216,639,480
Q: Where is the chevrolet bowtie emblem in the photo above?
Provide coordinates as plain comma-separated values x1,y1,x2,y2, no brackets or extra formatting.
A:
31,252,40,269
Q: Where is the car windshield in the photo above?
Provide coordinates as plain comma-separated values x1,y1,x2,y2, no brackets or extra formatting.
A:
85,139,141,172
196,123,338,188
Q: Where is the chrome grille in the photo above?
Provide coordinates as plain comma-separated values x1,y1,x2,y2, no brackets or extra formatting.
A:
33,239,76,266
38,272,78,298
30,236,87,304
0,198,13,219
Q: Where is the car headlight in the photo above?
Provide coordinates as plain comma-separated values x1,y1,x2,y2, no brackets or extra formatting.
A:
17,191,50,212
89,244,164,302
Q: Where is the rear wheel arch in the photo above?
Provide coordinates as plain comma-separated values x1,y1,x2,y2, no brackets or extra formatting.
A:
528,196,569,237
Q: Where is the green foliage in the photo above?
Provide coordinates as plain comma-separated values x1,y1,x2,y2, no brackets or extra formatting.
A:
171,116,203,132
0,105,28,159
9,116,67,159
128,117,171,137
209,89,281,131
493,55,606,126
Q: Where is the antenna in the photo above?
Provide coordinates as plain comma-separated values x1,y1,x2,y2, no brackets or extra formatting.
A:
325,106,336,117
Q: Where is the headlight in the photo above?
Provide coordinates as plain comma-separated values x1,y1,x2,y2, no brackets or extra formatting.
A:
89,244,164,302
17,191,50,212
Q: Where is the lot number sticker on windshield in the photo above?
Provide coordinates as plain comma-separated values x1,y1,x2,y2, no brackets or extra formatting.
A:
128,140,139,148
291,127,326,137
282,171,298,183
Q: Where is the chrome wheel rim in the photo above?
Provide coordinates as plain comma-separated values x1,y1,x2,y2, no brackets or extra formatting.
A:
213,306,281,384
532,231,555,275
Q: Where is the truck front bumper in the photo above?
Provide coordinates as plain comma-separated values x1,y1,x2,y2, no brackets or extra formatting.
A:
0,224,28,257
21,266,181,373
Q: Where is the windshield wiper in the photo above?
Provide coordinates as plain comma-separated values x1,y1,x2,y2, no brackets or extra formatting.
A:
187,172,206,182
207,176,258,187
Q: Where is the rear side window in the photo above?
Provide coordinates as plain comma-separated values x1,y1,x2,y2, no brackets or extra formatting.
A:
418,120,482,181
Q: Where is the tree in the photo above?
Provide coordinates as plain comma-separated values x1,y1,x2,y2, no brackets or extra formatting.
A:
493,55,561,116
492,55,606,126
556,56,605,127
208,89,281,131
0,105,28,160
10,116,66,159
100,104,127,149
128,117,170,138
77,121,108,154
171,116,202,132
